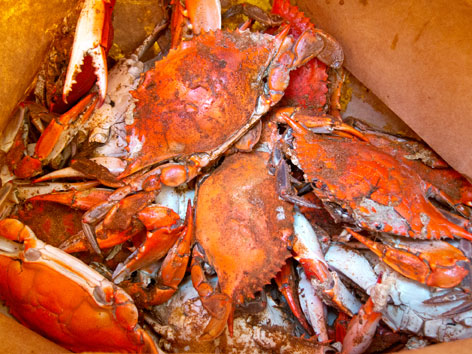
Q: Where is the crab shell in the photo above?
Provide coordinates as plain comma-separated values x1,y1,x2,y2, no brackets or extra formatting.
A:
195,152,293,304
122,29,291,177
271,0,329,111
0,219,156,353
287,120,472,241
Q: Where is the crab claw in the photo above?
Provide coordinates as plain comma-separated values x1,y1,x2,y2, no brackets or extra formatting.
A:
190,244,232,340
120,202,195,307
293,211,361,316
346,228,469,288
341,297,382,354
199,294,232,341
275,259,314,335
64,0,115,105
170,0,221,48
13,93,97,179
112,203,184,283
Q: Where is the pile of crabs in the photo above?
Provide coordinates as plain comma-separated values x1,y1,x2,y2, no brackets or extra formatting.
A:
0,0,472,353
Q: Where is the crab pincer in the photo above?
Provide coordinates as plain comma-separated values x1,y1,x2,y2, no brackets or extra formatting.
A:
275,259,314,335
341,294,382,354
170,0,222,48
13,93,98,178
63,0,115,105
118,201,195,307
346,228,469,288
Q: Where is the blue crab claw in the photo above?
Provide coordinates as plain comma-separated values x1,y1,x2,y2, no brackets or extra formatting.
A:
63,0,115,105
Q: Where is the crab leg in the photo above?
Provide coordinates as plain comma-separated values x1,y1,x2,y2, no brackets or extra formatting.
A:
274,106,365,139
27,187,142,254
271,0,343,68
27,189,183,259
28,188,114,210
190,244,232,341
271,145,323,209
0,104,30,177
64,0,116,104
270,0,329,111
275,259,314,335
346,228,469,288
33,157,127,182
329,68,346,120
293,211,361,315
333,312,350,343
223,3,283,27
121,202,194,307
341,272,396,354
14,93,98,178
341,296,382,354
112,203,184,283
0,104,27,155
298,267,329,342
36,161,191,257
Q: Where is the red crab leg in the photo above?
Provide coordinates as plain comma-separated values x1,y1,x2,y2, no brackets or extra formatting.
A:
28,188,113,210
112,203,184,283
275,106,365,140
27,188,147,254
170,0,187,48
60,222,145,254
333,312,350,343
329,68,347,120
28,190,182,258
346,228,469,288
341,296,382,354
64,0,116,105
275,260,314,335
190,244,232,341
438,208,472,233
121,202,194,307
67,165,168,254
14,93,97,178
154,202,193,297
33,157,126,183
293,212,361,316
271,0,343,69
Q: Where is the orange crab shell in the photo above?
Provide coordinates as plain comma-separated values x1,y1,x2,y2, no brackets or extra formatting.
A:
123,29,288,177
195,152,293,303
288,117,472,241
15,200,84,248
0,220,155,353
271,0,329,111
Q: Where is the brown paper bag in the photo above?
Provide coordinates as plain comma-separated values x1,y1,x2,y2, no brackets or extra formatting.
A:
295,0,472,180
